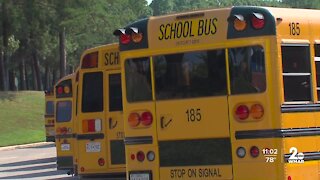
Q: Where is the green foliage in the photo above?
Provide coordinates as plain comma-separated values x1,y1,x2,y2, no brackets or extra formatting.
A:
7,35,19,56
1,0,319,91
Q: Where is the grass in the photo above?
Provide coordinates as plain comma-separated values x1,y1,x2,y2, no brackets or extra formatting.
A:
0,91,45,147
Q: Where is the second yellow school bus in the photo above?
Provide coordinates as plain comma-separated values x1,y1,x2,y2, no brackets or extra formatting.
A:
114,6,320,180
54,71,78,175
76,43,126,178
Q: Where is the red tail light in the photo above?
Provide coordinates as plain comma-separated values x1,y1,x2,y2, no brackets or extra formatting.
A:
88,119,95,132
250,146,259,157
120,34,131,44
82,119,102,133
141,112,153,126
80,167,85,172
251,13,265,29
98,158,105,166
81,52,98,68
235,105,249,120
57,86,63,94
137,151,145,162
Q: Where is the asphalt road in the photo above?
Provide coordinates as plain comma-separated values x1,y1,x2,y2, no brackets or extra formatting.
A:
0,142,75,180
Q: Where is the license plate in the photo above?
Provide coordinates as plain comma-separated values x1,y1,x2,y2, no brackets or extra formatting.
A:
86,142,101,152
61,144,70,151
130,173,150,180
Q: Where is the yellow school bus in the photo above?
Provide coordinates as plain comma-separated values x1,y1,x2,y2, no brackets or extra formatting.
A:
44,88,55,142
76,43,126,178
114,6,320,180
54,72,77,175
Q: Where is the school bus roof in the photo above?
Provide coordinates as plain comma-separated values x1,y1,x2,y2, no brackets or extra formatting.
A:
115,6,320,51
80,43,120,70
56,74,74,85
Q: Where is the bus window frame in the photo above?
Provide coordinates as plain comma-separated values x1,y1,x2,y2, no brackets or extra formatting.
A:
281,43,313,104
56,100,72,122
314,43,320,102
81,71,104,113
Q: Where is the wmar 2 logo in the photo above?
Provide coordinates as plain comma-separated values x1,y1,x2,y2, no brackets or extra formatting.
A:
288,147,304,164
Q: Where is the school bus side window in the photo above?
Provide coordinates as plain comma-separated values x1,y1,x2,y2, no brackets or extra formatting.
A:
46,101,54,115
109,73,123,111
314,44,320,101
281,44,311,102
153,49,227,100
229,45,266,94
56,101,72,122
125,58,152,102
82,72,103,112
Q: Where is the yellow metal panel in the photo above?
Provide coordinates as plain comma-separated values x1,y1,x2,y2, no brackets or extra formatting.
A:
148,8,230,49
160,165,232,180
285,161,318,180
281,113,316,129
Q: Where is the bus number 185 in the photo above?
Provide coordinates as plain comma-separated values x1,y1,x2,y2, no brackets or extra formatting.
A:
186,108,202,122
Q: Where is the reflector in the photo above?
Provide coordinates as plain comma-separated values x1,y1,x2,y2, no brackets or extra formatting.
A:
250,146,259,157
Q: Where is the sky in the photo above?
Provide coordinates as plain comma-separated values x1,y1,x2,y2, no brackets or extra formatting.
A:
147,0,152,5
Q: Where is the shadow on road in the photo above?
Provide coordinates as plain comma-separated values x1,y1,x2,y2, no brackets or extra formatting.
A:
0,169,71,179
0,163,56,172
0,157,56,167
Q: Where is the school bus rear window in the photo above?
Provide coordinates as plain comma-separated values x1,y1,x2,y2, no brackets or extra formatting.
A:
281,44,311,102
153,49,227,100
229,45,266,94
109,73,123,112
46,101,54,115
82,72,103,112
125,58,152,102
56,101,72,122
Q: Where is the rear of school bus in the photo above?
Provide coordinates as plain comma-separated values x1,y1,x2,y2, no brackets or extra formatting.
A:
76,44,126,178
54,74,76,174
268,7,320,180
44,89,55,142
114,6,319,180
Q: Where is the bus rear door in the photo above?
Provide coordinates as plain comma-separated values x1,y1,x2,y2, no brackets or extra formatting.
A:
105,71,126,169
153,50,233,180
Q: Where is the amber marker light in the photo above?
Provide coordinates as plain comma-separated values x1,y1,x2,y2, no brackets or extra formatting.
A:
233,15,246,31
64,86,70,94
128,112,140,128
251,104,264,119
132,33,143,43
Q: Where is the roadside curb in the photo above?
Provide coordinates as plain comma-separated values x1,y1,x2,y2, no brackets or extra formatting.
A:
0,142,54,151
